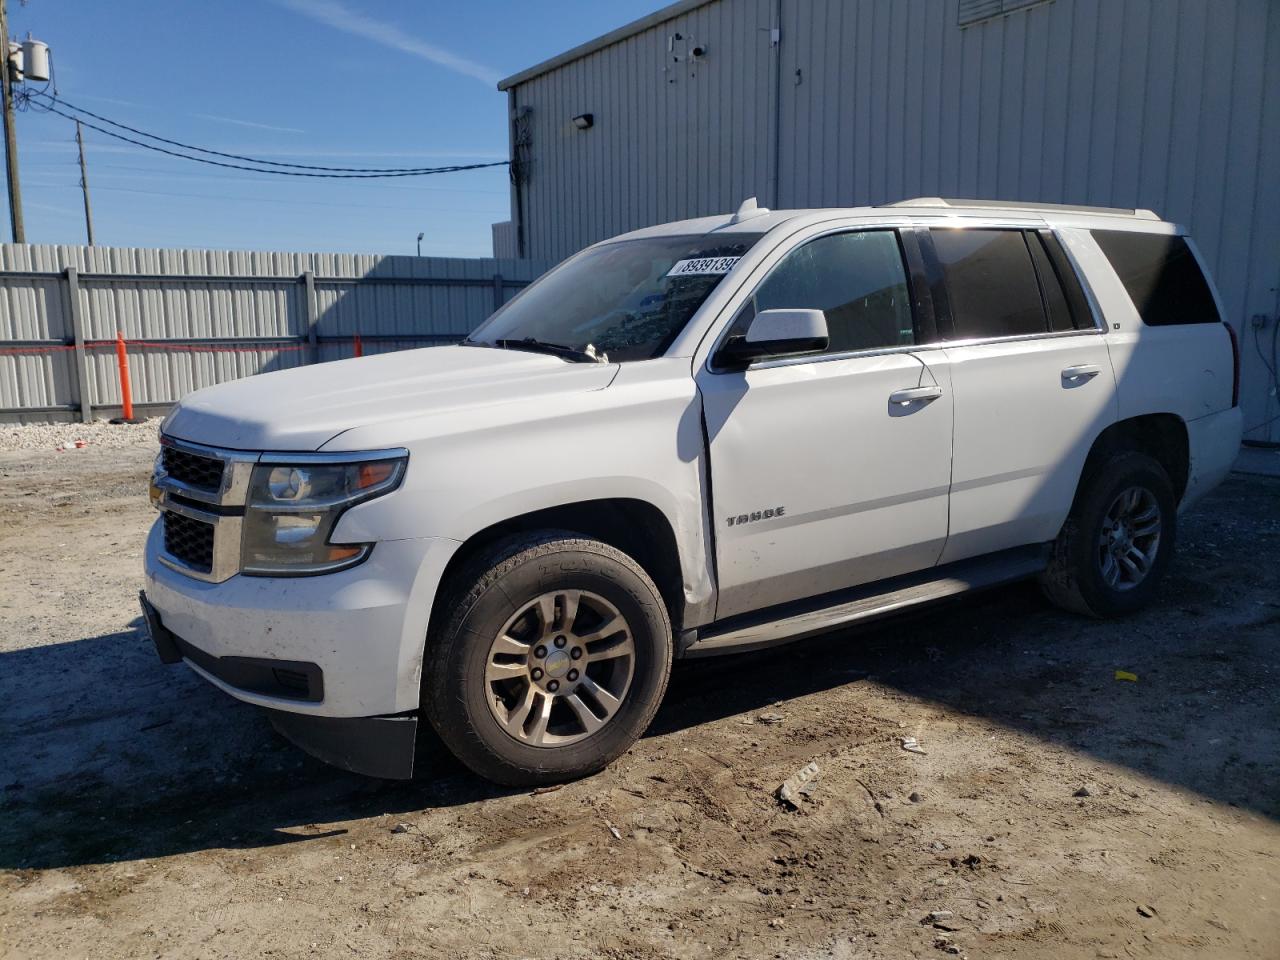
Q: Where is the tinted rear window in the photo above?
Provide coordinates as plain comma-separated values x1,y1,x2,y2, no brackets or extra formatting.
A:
1091,230,1220,326
930,229,1047,339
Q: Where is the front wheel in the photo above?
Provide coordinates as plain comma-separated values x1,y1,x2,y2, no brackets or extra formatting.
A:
423,532,673,786
1040,451,1177,618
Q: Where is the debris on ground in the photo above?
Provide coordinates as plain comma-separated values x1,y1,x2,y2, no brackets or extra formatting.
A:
757,712,785,725
606,822,622,840
390,823,411,834
0,416,160,453
933,933,962,954
777,761,821,809
532,784,563,796
901,736,927,754
1115,670,1139,682
1073,786,1092,797
909,790,925,803
1137,904,1158,918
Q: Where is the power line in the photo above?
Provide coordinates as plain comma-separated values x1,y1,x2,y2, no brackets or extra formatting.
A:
27,93,510,179
47,161,510,195
86,183,506,214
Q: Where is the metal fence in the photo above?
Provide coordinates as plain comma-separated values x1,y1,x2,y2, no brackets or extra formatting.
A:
0,244,554,423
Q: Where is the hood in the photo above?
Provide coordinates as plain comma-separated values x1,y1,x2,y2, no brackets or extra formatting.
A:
162,345,618,451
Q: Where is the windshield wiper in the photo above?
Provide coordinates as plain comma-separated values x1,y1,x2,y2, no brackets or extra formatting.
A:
493,337,607,364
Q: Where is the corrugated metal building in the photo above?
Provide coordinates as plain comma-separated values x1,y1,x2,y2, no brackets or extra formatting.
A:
497,0,1280,442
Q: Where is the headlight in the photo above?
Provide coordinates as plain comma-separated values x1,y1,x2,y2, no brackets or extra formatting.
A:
240,454,406,576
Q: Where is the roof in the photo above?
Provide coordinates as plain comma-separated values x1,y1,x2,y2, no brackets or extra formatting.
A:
497,0,716,91
598,198,1176,246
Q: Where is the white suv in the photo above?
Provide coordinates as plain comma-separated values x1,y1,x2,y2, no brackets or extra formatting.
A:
141,198,1243,785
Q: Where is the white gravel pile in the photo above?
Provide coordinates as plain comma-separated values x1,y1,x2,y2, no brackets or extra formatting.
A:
0,416,162,453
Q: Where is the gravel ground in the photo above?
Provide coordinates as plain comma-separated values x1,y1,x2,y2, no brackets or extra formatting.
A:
0,443,1278,960
0,418,162,453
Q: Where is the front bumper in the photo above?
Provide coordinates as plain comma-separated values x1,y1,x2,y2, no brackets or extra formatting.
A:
142,520,461,776
144,520,457,715
141,590,417,779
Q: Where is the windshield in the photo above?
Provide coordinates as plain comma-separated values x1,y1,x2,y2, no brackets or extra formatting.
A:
468,232,764,362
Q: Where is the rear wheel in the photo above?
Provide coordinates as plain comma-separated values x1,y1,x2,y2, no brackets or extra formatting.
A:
423,532,672,785
1040,452,1177,618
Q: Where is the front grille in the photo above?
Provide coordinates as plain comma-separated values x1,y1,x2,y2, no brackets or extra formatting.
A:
162,446,224,491
163,512,215,573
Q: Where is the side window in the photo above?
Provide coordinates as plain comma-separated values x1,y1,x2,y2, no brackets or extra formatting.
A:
746,230,914,354
1090,230,1222,326
930,229,1047,339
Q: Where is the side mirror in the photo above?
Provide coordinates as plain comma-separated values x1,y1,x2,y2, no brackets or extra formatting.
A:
716,308,829,369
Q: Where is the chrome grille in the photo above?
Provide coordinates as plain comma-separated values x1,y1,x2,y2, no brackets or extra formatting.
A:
163,511,216,573
162,446,224,492
154,436,256,584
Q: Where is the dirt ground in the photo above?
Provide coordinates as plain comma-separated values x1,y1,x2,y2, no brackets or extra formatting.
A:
1,433,1278,960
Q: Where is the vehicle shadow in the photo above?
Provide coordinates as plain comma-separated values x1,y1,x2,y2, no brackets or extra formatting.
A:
0,617,501,872
3,477,1276,872
656,473,1280,829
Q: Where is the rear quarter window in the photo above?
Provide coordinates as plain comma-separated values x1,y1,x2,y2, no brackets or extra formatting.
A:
1091,230,1221,326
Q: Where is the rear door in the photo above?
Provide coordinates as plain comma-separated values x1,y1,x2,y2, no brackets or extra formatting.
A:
696,226,954,619
917,225,1119,563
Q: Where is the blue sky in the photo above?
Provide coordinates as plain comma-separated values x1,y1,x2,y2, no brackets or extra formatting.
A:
8,0,657,257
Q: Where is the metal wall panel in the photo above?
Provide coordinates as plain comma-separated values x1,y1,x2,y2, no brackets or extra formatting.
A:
512,0,777,262
0,244,552,422
507,0,1280,440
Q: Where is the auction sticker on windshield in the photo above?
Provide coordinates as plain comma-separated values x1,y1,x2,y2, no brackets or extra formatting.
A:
666,256,741,277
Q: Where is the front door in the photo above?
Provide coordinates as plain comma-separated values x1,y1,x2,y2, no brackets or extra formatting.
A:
696,228,954,620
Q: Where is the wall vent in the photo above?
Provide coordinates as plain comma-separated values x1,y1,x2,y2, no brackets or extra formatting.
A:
958,0,1052,28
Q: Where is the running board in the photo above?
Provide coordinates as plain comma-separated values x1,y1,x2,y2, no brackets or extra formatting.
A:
684,545,1049,658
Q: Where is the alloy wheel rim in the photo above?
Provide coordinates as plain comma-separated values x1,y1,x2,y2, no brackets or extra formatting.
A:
1097,485,1162,591
484,589,635,747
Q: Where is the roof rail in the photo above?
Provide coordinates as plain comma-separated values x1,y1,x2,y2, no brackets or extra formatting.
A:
879,197,1160,220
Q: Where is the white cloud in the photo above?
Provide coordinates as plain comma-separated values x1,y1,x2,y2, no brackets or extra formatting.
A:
274,0,501,86
194,113,307,134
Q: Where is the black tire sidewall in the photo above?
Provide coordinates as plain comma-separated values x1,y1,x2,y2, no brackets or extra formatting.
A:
428,539,671,784
1069,453,1177,617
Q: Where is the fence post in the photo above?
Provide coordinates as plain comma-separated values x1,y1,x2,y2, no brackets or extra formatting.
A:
492,273,504,314
65,267,92,423
302,270,318,363
114,330,135,422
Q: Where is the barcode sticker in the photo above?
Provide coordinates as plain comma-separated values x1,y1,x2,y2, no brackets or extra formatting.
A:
666,256,741,277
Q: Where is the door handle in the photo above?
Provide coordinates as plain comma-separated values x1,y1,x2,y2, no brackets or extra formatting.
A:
1061,363,1101,383
889,385,943,406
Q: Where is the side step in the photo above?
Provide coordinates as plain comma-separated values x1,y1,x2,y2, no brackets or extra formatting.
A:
683,545,1049,658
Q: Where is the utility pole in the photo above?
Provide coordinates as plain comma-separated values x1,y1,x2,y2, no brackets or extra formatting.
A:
0,0,24,243
75,120,94,245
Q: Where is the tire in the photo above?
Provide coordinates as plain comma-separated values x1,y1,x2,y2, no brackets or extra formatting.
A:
1040,451,1177,618
422,531,673,786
